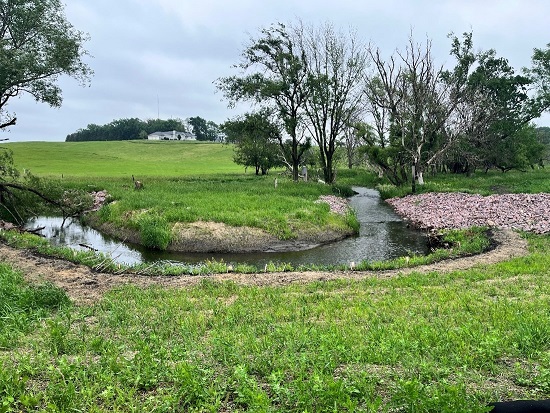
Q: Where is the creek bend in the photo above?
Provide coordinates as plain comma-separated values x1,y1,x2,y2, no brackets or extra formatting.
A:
25,188,429,267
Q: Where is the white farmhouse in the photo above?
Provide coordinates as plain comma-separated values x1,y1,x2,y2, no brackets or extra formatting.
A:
147,130,196,141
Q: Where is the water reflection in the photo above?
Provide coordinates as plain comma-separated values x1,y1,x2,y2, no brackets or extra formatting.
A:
25,188,428,267
25,216,145,265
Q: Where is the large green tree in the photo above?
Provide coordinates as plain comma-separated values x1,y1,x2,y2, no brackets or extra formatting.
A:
525,43,550,115
217,23,311,181
0,0,92,130
364,32,550,186
218,21,368,183
0,0,92,223
445,40,550,173
222,111,282,175
186,116,220,141
535,126,550,165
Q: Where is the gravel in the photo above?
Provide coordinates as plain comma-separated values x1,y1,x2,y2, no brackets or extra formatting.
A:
387,192,550,234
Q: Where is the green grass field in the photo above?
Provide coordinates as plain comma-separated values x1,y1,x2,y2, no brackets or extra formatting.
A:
2,140,242,177
1,235,549,411
0,140,549,411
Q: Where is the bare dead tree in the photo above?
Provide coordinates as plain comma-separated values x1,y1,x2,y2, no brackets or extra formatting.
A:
364,34,472,191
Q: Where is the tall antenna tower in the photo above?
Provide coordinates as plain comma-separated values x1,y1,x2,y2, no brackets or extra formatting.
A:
157,95,160,120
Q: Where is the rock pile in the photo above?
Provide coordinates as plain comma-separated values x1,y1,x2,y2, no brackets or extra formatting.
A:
387,192,550,234
90,191,109,212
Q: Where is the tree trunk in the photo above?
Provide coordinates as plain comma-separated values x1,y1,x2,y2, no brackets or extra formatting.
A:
411,164,417,194
324,156,335,184
292,162,300,181
291,136,300,181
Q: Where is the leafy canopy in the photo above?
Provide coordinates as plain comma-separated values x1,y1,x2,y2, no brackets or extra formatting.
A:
0,0,92,130
217,23,311,181
222,111,283,175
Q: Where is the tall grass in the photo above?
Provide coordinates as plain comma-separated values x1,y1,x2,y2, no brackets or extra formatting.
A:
0,264,70,349
75,174,358,247
377,168,550,199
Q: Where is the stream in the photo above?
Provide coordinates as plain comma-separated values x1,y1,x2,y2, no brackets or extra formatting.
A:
25,187,429,267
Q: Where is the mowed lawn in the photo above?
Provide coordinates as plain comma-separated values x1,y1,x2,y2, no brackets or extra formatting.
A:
2,140,243,177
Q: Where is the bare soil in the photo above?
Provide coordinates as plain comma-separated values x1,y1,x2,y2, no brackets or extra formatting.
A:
89,217,352,253
0,229,528,305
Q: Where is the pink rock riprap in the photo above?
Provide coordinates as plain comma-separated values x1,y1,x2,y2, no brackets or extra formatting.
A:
387,192,550,234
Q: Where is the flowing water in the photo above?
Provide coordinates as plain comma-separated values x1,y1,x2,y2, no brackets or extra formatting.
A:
25,187,428,267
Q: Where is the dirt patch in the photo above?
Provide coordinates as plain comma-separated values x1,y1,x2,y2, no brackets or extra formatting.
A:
171,221,278,252
169,221,349,253
0,229,528,306
89,215,353,253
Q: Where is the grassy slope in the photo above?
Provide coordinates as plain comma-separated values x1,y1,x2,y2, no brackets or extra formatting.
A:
2,140,242,177
2,141,359,243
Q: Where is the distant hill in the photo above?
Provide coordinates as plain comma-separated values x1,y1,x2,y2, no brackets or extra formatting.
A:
2,140,241,177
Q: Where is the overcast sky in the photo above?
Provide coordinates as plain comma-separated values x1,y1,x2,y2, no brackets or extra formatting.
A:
3,0,550,142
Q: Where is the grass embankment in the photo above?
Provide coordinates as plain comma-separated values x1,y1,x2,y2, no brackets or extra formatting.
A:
89,175,357,249
375,168,550,199
3,141,358,249
1,235,549,411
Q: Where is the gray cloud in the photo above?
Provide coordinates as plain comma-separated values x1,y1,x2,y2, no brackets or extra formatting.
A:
3,0,549,142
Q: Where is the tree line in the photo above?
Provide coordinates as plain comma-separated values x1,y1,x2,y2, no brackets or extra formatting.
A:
217,22,550,187
65,116,221,142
